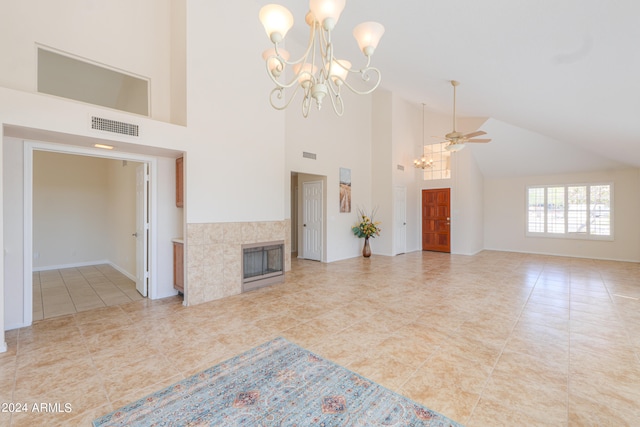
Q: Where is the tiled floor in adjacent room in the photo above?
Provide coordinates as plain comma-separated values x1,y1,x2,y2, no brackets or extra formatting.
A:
2,250,640,426
32,265,144,321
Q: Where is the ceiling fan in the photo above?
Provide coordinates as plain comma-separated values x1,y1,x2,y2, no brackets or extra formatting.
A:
438,80,491,152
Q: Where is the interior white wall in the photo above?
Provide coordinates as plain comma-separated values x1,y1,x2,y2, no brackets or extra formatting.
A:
33,152,111,269
185,0,285,223
285,87,373,262
391,96,423,254
33,153,144,275
370,90,394,256
0,134,3,352
170,0,187,126
0,0,173,123
155,156,184,298
484,168,640,261
2,137,24,333
450,148,485,255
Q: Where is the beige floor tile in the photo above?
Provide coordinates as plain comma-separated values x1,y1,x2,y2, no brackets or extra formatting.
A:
3,252,638,426
468,398,556,427
32,265,143,320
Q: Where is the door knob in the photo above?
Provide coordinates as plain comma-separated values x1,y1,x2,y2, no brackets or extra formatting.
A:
132,232,138,237
303,224,307,227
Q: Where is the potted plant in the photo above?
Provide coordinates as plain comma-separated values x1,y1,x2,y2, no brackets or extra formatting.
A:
351,208,381,257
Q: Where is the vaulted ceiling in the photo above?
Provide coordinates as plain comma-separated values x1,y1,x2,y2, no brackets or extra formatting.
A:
273,0,640,176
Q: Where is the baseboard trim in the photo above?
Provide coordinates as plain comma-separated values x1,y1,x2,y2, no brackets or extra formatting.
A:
33,260,136,279
481,247,640,263
33,259,111,272
108,262,136,281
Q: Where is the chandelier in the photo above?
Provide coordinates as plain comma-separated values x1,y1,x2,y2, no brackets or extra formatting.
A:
414,103,433,169
259,0,385,117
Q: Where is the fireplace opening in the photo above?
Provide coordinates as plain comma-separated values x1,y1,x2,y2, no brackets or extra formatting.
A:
242,241,284,292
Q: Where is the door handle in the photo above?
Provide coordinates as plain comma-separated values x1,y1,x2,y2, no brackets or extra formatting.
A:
132,232,138,237
303,224,307,227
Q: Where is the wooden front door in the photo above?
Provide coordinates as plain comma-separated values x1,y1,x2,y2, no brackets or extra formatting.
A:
422,188,451,252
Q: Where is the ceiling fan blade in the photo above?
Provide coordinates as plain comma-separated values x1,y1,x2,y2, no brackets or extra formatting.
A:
467,139,491,143
463,130,487,138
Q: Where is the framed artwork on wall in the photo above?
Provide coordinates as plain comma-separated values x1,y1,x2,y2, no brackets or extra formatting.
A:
339,167,351,213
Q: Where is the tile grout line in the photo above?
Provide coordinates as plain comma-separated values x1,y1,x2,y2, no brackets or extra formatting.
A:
465,258,543,424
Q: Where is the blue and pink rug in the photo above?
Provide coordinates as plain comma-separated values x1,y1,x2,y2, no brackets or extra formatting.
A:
93,337,462,426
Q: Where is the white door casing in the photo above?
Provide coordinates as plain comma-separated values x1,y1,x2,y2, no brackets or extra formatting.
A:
394,186,407,255
135,164,149,296
302,181,322,261
19,141,158,329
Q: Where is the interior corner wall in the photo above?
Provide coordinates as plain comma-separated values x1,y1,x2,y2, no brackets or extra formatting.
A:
391,96,422,254
450,148,484,255
33,151,111,269
484,168,640,261
370,90,394,256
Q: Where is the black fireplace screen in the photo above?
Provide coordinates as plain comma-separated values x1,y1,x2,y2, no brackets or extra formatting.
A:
243,244,284,282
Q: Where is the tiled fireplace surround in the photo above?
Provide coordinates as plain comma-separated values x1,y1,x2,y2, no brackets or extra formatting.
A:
185,220,291,305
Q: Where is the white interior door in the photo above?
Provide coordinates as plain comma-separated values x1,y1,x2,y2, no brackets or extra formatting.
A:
394,186,407,255
135,164,149,296
302,181,322,261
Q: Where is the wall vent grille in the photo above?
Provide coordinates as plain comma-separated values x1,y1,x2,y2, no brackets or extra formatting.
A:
91,116,139,136
302,151,317,160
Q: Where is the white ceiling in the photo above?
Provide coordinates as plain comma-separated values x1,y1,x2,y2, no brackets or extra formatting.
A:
273,0,640,176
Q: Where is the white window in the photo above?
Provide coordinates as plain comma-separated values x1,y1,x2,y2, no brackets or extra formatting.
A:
526,183,612,240
420,142,451,180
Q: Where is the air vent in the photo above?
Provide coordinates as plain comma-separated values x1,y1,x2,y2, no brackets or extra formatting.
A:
91,116,139,136
302,151,317,160
397,164,405,171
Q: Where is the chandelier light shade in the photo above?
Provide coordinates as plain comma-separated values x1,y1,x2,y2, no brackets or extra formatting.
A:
352,22,385,56
259,1,385,117
259,4,294,43
309,0,346,29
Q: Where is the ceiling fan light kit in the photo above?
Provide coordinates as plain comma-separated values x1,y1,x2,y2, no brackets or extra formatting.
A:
438,80,491,152
259,0,385,117
444,143,466,152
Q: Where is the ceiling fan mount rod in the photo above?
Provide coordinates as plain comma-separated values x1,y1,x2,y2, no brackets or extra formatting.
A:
451,80,459,132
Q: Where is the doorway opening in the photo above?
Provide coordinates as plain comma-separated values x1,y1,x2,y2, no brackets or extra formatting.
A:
421,188,451,253
290,172,326,262
24,142,157,325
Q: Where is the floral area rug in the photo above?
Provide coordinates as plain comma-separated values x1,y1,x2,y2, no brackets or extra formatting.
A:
93,337,463,426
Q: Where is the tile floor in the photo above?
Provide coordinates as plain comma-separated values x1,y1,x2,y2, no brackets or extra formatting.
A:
33,265,143,321
2,250,639,426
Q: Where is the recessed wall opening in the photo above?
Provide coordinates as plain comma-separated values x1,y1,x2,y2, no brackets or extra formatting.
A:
37,47,150,116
